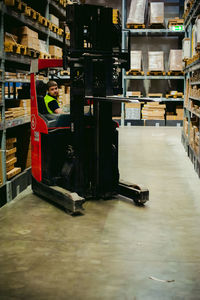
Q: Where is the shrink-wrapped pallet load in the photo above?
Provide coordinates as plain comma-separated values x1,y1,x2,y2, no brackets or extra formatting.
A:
127,0,147,25
125,103,141,120
182,38,191,60
49,14,59,27
169,49,183,71
195,15,200,50
150,2,165,26
192,24,197,57
148,51,164,71
130,51,142,70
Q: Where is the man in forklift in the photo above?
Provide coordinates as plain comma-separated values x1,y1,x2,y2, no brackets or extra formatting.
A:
44,81,64,114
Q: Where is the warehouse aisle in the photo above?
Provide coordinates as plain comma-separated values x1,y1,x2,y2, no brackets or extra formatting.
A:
1,127,200,300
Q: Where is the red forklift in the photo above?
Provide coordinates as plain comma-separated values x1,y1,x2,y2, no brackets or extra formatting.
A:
30,3,149,214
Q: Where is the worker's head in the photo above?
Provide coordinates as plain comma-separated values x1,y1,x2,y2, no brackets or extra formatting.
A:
47,81,59,98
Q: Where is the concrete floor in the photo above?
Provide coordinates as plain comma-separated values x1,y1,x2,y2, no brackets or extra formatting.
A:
1,127,200,300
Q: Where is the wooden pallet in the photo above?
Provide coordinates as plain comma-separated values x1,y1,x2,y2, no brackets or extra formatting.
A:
39,52,51,59
7,167,21,180
50,55,62,59
147,93,163,98
26,48,40,58
149,23,165,29
166,93,184,99
147,71,166,76
126,70,144,76
127,23,145,29
167,71,184,76
186,53,200,66
57,28,64,36
38,15,49,27
6,147,17,157
4,42,27,55
24,6,40,20
66,32,70,40
168,18,184,28
60,70,70,76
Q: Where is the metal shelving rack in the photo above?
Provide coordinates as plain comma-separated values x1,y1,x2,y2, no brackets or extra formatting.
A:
0,0,66,205
121,0,185,126
182,0,200,177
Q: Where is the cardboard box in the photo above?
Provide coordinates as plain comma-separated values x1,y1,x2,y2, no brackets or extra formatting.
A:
176,108,184,119
150,2,164,25
130,50,142,70
142,102,165,120
49,14,59,27
49,45,62,58
17,27,39,51
169,50,183,71
166,115,177,120
148,51,164,71
127,0,147,24
20,36,39,51
17,26,38,39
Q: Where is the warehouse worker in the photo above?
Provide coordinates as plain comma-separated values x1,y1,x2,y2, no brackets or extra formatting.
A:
44,81,64,114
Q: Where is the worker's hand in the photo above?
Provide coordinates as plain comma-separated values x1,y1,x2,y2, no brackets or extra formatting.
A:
54,108,65,114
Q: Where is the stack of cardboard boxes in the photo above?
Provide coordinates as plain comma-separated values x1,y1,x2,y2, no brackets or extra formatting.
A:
19,99,31,116
58,85,70,108
189,117,199,154
6,138,21,180
183,117,188,137
189,85,200,99
25,137,31,169
49,45,62,59
166,107,184,120
5,107,25,119
142,102,166,120
17,27,39,51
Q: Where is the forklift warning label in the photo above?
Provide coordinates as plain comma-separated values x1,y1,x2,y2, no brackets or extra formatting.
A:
34,131,39,142
31,114,36,130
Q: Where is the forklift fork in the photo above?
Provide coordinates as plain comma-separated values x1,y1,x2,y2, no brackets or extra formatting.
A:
118,180,149,205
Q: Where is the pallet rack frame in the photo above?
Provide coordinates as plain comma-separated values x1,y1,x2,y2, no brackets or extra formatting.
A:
0,0,67,205
121,0,185,127
182,0,200,177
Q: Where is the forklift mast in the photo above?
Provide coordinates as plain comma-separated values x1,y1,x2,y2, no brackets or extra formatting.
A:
30,3,148,214
64,4,129,197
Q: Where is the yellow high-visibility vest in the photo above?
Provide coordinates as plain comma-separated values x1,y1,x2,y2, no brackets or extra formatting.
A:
44,94,58,114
